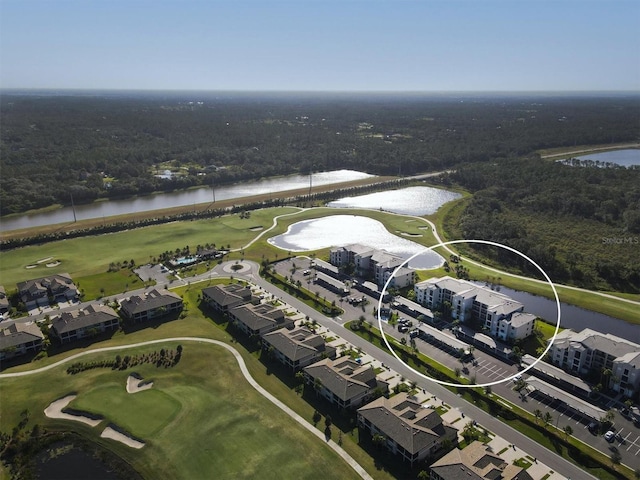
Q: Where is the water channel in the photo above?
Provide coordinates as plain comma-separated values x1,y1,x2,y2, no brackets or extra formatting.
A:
475,282,639,340
1,169,374,231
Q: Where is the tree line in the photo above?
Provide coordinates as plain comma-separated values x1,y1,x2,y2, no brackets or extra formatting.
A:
445,158,640,292
2,92,638,215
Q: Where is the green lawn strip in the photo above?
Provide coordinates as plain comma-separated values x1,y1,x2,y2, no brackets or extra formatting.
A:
76,269,155,300
0,342,361,480
519,321,564,357
350,323,633,480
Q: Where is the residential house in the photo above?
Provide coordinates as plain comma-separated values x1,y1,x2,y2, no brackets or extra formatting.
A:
229,303,294,337
201,283,254,313
0,322,44,360
50,304,120,344
0,286,10,316
17,273,79,309
303,356,389,409
120,288,183,322
549,328,640,397
262,326,337,370
414,276,534,341
357,393,458,467
429,440,533,480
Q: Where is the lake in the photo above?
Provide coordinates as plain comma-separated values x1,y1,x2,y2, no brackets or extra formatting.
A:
327,185,462,216
268,215,444,269
35,445,123,480
474,282,638,340
1,169,374,231
571,148,640,167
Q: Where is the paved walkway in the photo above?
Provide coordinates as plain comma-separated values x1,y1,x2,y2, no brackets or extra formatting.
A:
0,337,373,480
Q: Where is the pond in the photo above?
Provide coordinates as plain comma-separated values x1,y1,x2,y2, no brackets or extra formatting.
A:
35,445,123,480
2,169,375,231
327,186,462,216
563,148,640,167
268,215,444,269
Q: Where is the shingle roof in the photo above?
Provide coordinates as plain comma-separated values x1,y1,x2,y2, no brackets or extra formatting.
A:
230,303,289,332
120,288,182,315
304,357,384,402
262,326,334,362
0,322,44,350
202,283,253,307
430,441,533,480
51,304,119,335
357,393,457,456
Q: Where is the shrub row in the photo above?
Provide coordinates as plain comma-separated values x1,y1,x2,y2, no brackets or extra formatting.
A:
66,346,183,375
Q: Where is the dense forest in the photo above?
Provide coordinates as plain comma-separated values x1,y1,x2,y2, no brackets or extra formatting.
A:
1,91,639,215
444,160,640,292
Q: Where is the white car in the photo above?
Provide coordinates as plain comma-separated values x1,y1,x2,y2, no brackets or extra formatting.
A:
604,430,616,442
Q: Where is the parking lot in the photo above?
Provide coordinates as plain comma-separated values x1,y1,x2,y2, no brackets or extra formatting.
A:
274,256,640,469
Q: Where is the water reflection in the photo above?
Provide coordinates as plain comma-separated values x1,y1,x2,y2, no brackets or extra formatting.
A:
327,186,462,215
3,169,375,231
268,215,443,269
575,149,640,167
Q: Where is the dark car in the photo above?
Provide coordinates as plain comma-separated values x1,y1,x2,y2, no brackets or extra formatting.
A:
588,422,599,434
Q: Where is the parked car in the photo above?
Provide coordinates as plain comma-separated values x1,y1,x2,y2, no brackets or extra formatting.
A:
398,325,409,333
588,422,599,434
604,430,616,442
409,329,419,338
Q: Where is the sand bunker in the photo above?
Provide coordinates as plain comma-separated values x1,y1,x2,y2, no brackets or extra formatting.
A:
46,261,61,268
26,265,37,269
44,395,102,427
249,226,264,231
400,232,423,238
37,257,53,264
126,374,154,394
100,426,145,449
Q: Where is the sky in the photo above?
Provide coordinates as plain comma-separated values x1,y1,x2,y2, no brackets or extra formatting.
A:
1,0,639,92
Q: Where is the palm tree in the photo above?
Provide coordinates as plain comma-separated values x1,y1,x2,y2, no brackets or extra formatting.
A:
543,411,553,428
534,409,542,424
563,425,573,439
313,377,323,396
372,433,386,449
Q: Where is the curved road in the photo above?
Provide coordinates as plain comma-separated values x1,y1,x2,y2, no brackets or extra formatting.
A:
0,337,372,480
234,205,639,309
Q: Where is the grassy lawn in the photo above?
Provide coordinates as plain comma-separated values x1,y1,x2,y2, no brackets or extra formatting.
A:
0,342,361,480
70,384,181,438
77,269,155,300
1,285,398,480
3,202,635,325
0,207,299,286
